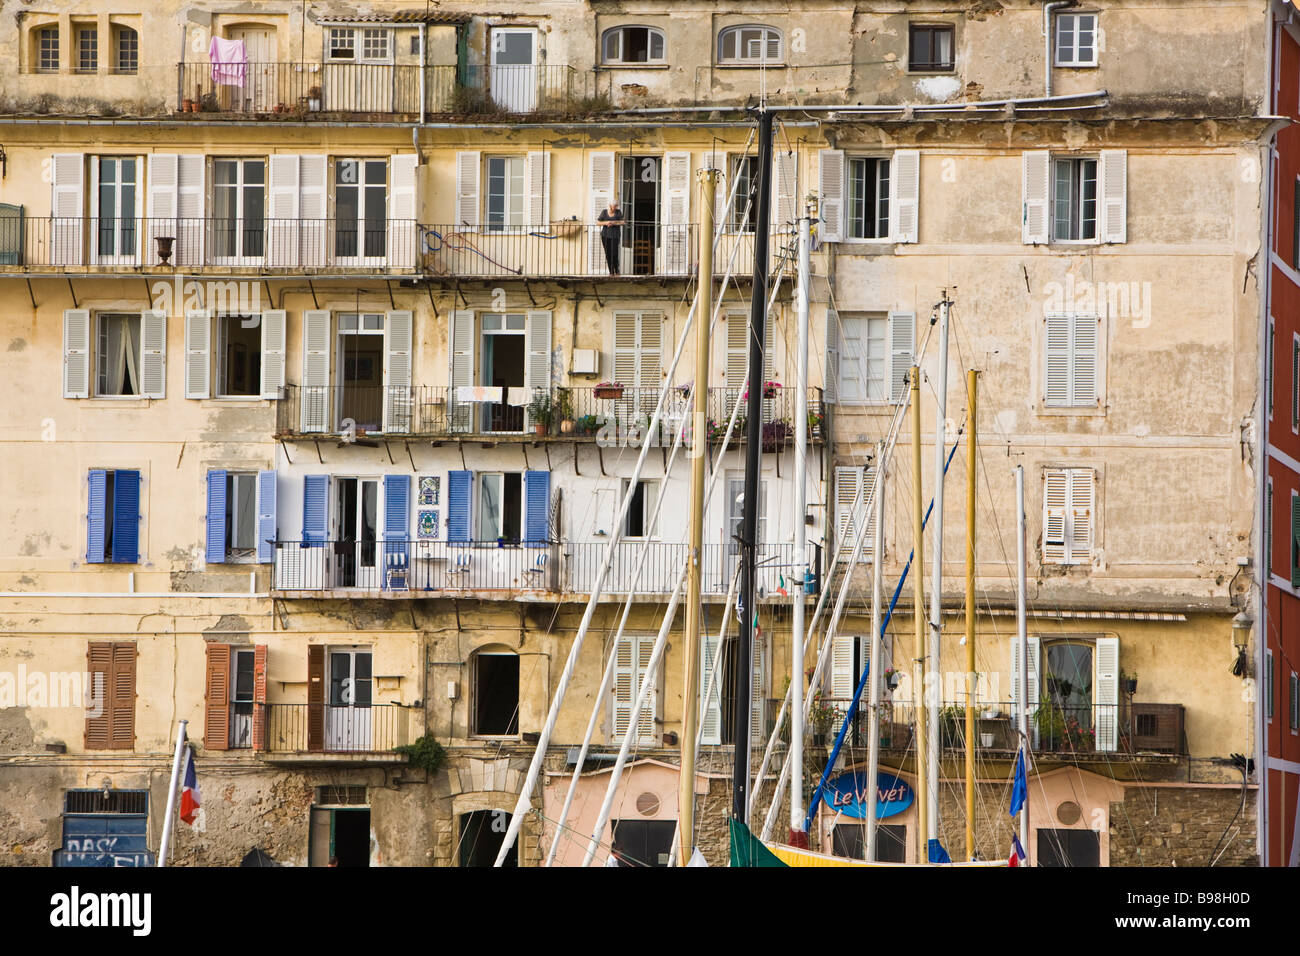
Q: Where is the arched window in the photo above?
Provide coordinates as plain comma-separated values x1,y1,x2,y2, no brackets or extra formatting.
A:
717,24,783,65
601,25,666,65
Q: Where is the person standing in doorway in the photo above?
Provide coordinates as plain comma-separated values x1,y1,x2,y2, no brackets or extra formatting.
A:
598,199,625,275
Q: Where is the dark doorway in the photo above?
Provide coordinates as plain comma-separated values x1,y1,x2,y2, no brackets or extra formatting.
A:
460,810,516,867
620,155,660,275
482,323,525,432
831,821,907,862
310,807,370,867
610,819,675,867
1037,827,1100,867
474,653,520,736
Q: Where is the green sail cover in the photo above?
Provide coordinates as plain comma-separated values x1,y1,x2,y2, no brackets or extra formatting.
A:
729,819,788,867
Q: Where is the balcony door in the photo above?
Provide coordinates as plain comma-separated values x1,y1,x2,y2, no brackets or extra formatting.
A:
229,648,254,748
480,313,526,433
337,313,384,432
211,159,266,264
490,28,537,112
619,156,660,276
724,477,768,593
334,159,387,265
90,157,139,265
334,477,378,589
327,647,372,751
227,26,277,112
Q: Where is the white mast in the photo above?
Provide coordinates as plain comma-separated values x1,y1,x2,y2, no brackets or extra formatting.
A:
865,440,885,859
789,201,812,841
157,719,188,867
1015,464,1030,859
927,292,951,845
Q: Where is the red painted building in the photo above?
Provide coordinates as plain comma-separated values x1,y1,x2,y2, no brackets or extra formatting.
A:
1263,0,1300,868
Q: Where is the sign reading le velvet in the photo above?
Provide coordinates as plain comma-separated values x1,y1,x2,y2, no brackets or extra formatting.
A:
827,772,914,819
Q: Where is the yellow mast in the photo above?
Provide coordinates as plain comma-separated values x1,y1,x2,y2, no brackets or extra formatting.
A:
964,369,979,861
910,366,928,863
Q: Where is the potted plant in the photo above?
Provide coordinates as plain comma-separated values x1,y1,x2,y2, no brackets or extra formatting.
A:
527,392,555,435
575,414,600,437
883,667,899,691
808,409,823,437
809,694,839,748
594,380,624,400
761,419,791,452
1121,670,1138,694
555,387,575,434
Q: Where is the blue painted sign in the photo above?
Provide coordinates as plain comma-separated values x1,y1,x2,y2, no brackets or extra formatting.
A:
55,813,151,868
826,771,914,820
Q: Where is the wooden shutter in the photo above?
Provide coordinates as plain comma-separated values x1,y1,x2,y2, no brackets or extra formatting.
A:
613,311,640,395
145,153,178,266
1094,636,1119,751
1067,469,1095,564
637,313,662,412
85,643,113,749
523,310,552,428
299,155,328,268
890,149,920,243
838,313,865,404
588,151,616,273
51,153,85,266
835,465,872,559
448,310,475,433
256,470,276,563
383,474,411,584
1044,312,1071,406
447,470,473,543
818,149,845,243
388,153,418,269
613,635,655,745
773,148,798,233
300,309,331,432
260,309,287,398
1098,149,1127,244
525,150,550,228
175,154,206,267
888,311,914,404
205,469,227,564
302,474,329,545
204,643,232,751
830,633,857,700
1009,636,1041,723
63,309,91,399
184,310,211,399
108,642,136,751
267,154,301,268
251,644,268,751
524,470,551,544
139,310,167,399
307,644,325,752
383,310,413,433
824,308,840,404
751,633,767,740
455,151,480,226
1022,151,1051,244
661,151,691,275
86,469,107,563
1072,314,1098,405
700,629,722,745
111,470,140,564
1042,470,1069,563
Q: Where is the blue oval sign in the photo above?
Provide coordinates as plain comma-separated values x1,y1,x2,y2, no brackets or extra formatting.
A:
826,771,914,820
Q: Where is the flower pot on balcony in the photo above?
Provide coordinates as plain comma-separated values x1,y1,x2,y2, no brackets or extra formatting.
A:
1124,678,1138,694
182,98,195,113
534,423,548,436
560,419,575,434
980,732,995,748
154,236,176,265
594,386,624,400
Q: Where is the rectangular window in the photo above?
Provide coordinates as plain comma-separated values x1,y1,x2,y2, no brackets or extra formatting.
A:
224,472,258,556
621,479,660,538
328,28,356,60
1053,157,1098,241
1043,468,1095,565
230,648,255,748
1043,313,1098,407
909,24,954,72
837,312,888,403
1291,493,1300,588
94,156,138,260
486,156,526,231
478,472,523,542
115,27,138,74
88,469,141,564
76,26,97,73
1055,13,1098,67
1293,338,1298,431
361,28,390,62
96,313,142,396
730,155,759,233
848,158,891,240
216,314,262,397
613,633,657,745
334,159,388,259
474,652,520,736
1291,672,1299,731
37,27,59,73
1293,180,1300,271
1266,650,1274,720
1266,479,1273,579
212,158,266,261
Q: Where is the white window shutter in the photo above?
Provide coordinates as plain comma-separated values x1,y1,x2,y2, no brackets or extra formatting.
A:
700,630,722,745
1044,312,1071,406
383,310,413,433
750,634,767,741
830,633,856,700
300,309,332,432
267,155,301,268
62,309,91,399
818,149,845,243
176,154,206,266
824,308,840,404
51,153,85,266
525,151,550,228
139,310,167,399
1095,636,1119,751
1068,469,1095,563
888,311,915,404
725,311,748,389
1098,149,1127,244
184,310,211,399
523,310,552,428
1009,636,1042,723
588,151,616,274
709,154,729,238
1022,151,1051,245
835,465,870,559
773,148,798,233
661,151,691,275
299,155,328,268
613,311,639,389
145,153,178,266
890,149,920,243
1072,314,1098,405
260,309,287,398
455,151,480,227
638,312,662,390
613,635,655,746
1042,470,1069,563
448,310,475,432
387,154,418,269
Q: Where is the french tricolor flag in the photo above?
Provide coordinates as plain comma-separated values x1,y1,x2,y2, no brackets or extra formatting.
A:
1008,834,1026,867
180,748,201,826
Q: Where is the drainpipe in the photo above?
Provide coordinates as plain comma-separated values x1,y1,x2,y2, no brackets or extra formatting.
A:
419,22,427,126
1043,2,1070,98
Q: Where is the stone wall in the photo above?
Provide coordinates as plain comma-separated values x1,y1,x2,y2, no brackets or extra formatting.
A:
1108,785,1257,867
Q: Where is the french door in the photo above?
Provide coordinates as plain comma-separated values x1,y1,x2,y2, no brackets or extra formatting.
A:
211,159,266,264
334,477,379,588
327,647,373,751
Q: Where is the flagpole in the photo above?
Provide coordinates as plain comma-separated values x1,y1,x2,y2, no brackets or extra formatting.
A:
1015,466,1029,862
157,718,188,868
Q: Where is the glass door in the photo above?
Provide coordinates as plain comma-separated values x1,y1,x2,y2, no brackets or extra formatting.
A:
229,648,254,748
92,157,139,264
327,647,372,751
334,477,379,588
490,28,537,112
334,159,387,264
211,159,266,264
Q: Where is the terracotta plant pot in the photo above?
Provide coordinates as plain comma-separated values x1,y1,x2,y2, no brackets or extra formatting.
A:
594,387,624,400
560,419,574,434
534,423,548,435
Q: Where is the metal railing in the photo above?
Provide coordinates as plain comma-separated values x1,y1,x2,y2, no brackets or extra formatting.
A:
177,62,591,116
0,216,418,271
258,702,415,754
272,539,560,593
566,542,801,596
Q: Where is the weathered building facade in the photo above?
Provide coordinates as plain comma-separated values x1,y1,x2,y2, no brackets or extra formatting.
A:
0,0,1273,867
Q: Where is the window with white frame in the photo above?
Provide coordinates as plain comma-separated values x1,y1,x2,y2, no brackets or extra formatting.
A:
612,633,657,745
908,23,954,72
1053,156,1098,241
601,25,666,64
729,155,759,232
835,464,875,558
478,472,524,543
216,314,263,398
717,24,783,65
848,157,890,240
1043,313,1098,408
211,158,266,261
328,27,392,63
96,313,143,397
621,479,660,538
1055,13,1098,67
334,158,387,259
486,156,526,231
1042,468,1095,565
837,312,888,403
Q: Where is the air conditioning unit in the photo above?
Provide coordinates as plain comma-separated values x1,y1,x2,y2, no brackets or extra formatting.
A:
1130,703,1184,754
571,349,599,375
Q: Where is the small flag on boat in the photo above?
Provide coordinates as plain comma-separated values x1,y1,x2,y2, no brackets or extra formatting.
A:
1009,748,1027,818
1008,833,1027,867
180,747,201,826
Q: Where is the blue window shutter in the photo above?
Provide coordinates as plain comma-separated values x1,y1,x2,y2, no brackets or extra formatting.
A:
524,471,551,544
205,470,227,564
447,471,472,543
111,470,140,564
87,469,107,564
256,470,277,563
383,474,411,582
302,475,329,546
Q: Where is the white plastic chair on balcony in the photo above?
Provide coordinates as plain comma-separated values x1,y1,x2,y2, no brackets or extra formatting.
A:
447,551,472,582
524,550,549,583
385,551,409,591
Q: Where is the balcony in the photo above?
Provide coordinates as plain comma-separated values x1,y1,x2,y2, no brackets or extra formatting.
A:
566,541,803,597
0,217,419,274
274,384,825,446
177,62,592,117
257,702,416,764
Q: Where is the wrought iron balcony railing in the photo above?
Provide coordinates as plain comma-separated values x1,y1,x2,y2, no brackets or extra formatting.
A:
257,702,415,755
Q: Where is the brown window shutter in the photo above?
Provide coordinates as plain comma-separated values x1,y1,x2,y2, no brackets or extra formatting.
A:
109,642,136,751
85,642,114,750
204,643,231,751
307,644,325,752
251,644,268,751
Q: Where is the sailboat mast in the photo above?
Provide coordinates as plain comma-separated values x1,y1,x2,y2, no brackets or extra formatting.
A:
733,106,774,823
909,366,929,863
964,369,979,861
865,440,886,860
679,167,718,866
789,200,811,845
1015,465,1030,858
927,293,950,847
